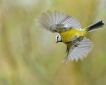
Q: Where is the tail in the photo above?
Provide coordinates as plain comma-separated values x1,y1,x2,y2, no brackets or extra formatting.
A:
85,20,104,32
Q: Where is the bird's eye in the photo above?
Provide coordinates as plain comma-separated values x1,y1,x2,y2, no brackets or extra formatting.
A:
57,35,59,39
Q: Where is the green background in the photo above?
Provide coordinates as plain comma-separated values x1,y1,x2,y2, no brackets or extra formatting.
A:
0,0,106,85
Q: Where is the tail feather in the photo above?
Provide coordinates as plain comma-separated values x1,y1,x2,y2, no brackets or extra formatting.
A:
86,20,104,32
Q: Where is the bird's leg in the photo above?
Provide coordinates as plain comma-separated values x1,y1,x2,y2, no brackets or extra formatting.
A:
63,51,69,63
66,46,69,54
63,46,70,63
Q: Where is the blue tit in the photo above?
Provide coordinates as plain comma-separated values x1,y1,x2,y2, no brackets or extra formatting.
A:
36,10,104,62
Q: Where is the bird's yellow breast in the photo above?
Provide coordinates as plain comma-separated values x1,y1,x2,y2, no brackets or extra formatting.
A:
59,28,85,43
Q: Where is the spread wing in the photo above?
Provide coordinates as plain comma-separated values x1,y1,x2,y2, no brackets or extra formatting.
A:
36,10,81,32
63,37,93,62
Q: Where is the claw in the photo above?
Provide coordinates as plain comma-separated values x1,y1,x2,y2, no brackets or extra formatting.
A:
62,59,68,63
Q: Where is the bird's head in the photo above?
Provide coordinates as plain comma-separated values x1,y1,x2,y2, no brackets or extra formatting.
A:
56,34,62,43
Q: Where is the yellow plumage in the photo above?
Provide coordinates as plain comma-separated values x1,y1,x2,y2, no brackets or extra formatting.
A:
59,28,86,43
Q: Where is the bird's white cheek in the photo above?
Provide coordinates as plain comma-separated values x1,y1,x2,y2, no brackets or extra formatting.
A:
56,34,62,43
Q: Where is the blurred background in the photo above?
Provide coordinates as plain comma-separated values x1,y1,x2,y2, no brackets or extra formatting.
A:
0,0,106,85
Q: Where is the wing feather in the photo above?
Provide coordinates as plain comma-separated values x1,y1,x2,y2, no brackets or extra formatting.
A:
64,37,93,62
36,10,81,32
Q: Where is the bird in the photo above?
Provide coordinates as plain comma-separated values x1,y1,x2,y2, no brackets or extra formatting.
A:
36,10,104,62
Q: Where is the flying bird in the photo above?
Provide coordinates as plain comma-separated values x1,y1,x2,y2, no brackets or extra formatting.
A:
36,10,104,62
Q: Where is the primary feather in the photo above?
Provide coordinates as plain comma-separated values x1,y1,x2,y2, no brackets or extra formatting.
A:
63,37,93,62
36,10,81,32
